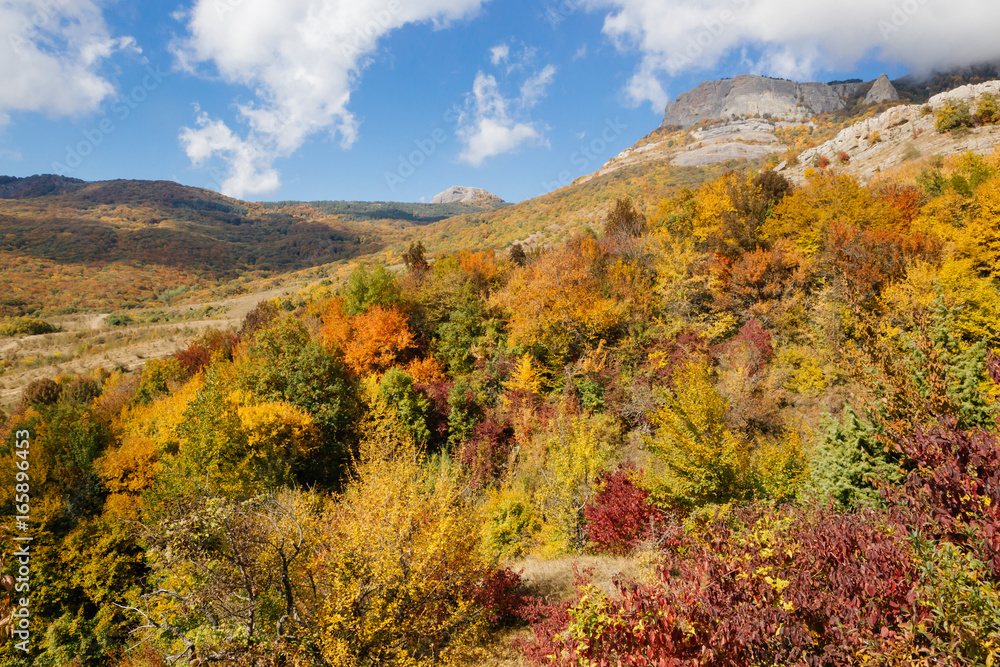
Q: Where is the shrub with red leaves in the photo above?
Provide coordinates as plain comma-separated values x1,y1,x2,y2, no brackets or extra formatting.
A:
583,468,655,555
892,421,1000,578
458,418,515,488
718,318,773,375
172,329,238,376
472,567,530,625
988,351,1000,385
874,181,925,225
524,504,925,666
414,379,453,447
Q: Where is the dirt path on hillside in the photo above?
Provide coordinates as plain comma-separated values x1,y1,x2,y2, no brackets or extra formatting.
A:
0,282,307,410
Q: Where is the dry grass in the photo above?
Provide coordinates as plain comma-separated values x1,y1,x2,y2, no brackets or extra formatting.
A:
0,282,310,410
457,553,658,666
514,553,656,602
457,628,533,667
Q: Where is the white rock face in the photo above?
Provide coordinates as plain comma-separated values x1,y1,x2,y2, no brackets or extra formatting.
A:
863,74,900,105
788,80,1000,184
662,74,848,128
431,186,502,205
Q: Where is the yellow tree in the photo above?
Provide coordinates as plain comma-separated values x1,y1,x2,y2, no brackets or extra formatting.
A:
315,452,492,666
764,172,884,255
526,408,619,556
645,356,753,508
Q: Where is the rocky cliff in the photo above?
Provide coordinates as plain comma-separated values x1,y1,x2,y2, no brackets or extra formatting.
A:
661,75,847,128
784,80,1000,184
863,74,900,105
661,74,899,128
431,186,505,207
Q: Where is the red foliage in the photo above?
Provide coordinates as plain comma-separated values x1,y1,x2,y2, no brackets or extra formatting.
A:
472,567,530,625
524,504,924,666
713,244,809,314
458,418,515,488
722,318,774,375
822,222,940,306
172,329,238,376
837,150,851,164
818,155,831,169
583,467,655,555
414,380,453,445
892,422,1000,578
874,182,925,226
654,331,709,385
988,351,1000,385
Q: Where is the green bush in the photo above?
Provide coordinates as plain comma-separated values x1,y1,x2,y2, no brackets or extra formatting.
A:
976,93,1000,125
935,100,974,133
0,317,59,337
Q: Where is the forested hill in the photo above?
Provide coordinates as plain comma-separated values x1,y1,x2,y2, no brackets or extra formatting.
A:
3,129,1000,664
0,176,500,314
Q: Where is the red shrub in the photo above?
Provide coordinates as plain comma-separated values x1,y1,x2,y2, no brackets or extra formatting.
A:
472,567,530,625
822,222,940,306
892,422,1000,578
414,379,453,446
837,150,850,164
818,155,831,169
583,467,655,555
172,329,238,376
524,504,924,666
713,244,809,314
874,182,925,226
458,418,514,488
716,318,774,375
988,351,1000,385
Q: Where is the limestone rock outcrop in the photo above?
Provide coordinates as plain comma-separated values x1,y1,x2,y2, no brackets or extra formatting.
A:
431,186,505,206
661,75,847,128
863,74,900,105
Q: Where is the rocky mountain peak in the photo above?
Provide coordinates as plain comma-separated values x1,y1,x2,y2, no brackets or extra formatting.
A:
431,186,505,207
862,73,900,105
661,75,847,128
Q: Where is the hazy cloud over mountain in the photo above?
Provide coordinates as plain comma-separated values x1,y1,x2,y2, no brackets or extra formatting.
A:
586,0,1000,110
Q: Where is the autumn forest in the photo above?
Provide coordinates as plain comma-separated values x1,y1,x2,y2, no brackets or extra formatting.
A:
3,144,1000,666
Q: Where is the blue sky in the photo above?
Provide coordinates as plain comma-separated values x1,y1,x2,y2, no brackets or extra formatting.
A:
1,0,998,204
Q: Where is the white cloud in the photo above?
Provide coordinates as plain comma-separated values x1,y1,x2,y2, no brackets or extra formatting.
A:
180,111,281,197
0,0,133,126
456,60,557,166
490,43,510,65
584,0,1000,110
175,0,486,197
520,64,557,108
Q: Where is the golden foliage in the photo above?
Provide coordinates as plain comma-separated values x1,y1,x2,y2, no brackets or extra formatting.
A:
528,409,619,556
492,238,622,365
316,454,490,666
405,355,447,385
646,356,752,508
322,300,415,377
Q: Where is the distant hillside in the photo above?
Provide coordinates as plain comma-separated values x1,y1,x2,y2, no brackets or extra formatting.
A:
261,198,501,224
0,177,415,314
